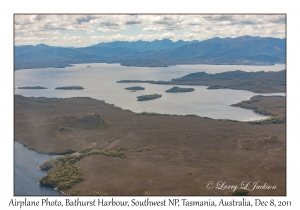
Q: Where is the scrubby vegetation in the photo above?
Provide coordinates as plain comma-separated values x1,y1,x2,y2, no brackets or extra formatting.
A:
137,94,162,101
136,146,155,152
56,113,106,130
249,115,286,124
39,148,126,191
165,86,195,93
138,112,173,116
55,86,84,90
231,96,275,116
231,95,286,124
39,158,59,170
39,158,83,191
125,86,145,90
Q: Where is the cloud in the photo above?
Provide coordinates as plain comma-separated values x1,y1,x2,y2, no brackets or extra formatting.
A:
14,14,286,47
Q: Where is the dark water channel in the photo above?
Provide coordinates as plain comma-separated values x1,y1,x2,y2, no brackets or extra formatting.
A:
14,141,63,196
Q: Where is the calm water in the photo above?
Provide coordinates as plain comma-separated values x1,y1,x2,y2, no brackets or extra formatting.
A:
14,63,285,195
14,63,285,121
14,141,63,196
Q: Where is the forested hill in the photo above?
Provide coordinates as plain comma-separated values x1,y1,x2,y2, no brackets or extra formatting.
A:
14,36,286,70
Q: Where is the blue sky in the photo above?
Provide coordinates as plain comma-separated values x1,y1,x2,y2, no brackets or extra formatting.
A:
14,14,286,47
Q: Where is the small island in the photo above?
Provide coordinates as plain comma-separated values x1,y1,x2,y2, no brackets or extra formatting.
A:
87,66,91,67
125,86,145,91
18,86,47,89
207,85,229,90
165,86,195,93
55,86,84,90
137,94,162,101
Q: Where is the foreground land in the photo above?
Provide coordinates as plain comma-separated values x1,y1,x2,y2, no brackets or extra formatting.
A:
117,70,286,93
14,95,286,196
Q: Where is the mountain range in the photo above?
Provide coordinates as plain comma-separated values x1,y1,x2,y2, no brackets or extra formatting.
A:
14,36,286,70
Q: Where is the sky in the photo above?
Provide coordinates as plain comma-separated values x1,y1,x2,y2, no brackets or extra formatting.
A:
14,14,286,47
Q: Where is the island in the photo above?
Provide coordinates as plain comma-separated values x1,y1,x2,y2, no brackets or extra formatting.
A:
165,86,195,93
55,86,84,90
137,94,162,101
17,86,47,89
87,66,91,67
125,86,145,91
117,70,286,93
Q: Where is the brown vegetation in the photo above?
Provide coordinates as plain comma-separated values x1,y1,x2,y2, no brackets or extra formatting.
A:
14,95,286,195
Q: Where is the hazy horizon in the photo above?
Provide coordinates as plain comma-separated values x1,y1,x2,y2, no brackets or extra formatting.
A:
14,14,286,47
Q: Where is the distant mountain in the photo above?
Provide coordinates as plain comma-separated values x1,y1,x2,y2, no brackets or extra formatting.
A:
90,39,199,52
14,36,286,70
149,36,285,63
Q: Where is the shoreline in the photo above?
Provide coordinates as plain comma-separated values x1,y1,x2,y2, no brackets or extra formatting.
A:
14,94,286,196
14,94,284,125
14,62,285,71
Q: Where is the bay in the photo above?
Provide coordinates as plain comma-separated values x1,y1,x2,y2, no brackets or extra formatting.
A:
14,63,286,121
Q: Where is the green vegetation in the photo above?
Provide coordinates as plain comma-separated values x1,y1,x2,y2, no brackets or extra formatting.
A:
39,148,126,191
39,154,84,191
18,86,47,89
55,86,84,90
125,86,145,90
231,189,249,196
137,94,162,101
39,158,59,170
165,86,195,93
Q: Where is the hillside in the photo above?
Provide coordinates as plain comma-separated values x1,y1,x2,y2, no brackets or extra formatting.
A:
14,95,286,195
14,36,286,70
